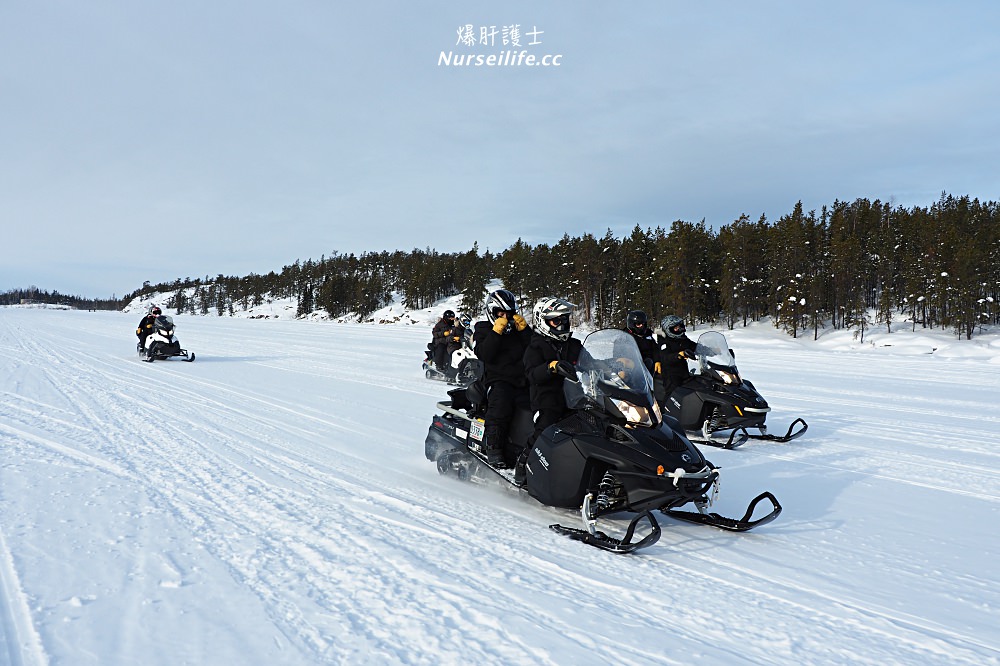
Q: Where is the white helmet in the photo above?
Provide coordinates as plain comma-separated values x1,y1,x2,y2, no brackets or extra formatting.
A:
532,297,575,341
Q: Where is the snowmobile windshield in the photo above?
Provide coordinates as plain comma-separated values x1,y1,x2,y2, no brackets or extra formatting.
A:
695,331,740,384
565,329,661,427
154,315,174,334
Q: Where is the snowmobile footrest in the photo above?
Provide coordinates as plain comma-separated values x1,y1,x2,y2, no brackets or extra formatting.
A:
665,491,781,532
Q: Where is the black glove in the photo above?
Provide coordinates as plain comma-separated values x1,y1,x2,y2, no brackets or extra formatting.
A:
554,360,576,378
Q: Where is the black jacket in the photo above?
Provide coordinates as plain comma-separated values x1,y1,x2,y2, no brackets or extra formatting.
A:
473,320,532,387
136,314,157,338
658,334,698,381
626,330,660,374
523,332,583,411
432,318,464,353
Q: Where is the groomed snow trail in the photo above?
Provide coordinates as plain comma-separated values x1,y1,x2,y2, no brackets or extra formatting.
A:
0,308,997,665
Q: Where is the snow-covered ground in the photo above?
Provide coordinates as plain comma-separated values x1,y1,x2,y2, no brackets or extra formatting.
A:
1,306,998,666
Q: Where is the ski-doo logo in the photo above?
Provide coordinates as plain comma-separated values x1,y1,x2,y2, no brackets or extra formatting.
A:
670,397,681,409
534,447,549,470
681,453,692,463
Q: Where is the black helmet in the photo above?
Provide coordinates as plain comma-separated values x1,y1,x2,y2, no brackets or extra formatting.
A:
443,309,455,320
485,289,518,332
661,315,686,339
150,306,162,316
626,310,649,336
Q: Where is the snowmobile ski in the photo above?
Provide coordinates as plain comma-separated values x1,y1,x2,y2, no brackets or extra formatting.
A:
688,428,751,450
690,418,807,449
550,494,661,554
664,491,782,531
745,418,807,443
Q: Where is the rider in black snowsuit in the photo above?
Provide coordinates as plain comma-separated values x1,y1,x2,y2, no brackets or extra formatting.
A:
473,289,532,468
657,315,698,401
431,309,464,373
136,306,162,353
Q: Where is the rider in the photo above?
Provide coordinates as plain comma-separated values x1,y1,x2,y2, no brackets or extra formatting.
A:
520,297,582,482
473,289,532,468
624,310,661,375
136,306,162,353
657,315,698,400
431,309,464,374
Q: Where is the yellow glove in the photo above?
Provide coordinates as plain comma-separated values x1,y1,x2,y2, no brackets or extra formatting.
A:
444,329,452,336
678,351,689,360
492,316,508,334
136,328,141,335
654,361,662,374
619,357,635,369
512,314,528,331
548,360,559,373
452,336,460,342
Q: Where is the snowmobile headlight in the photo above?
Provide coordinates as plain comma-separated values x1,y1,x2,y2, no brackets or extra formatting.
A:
610,398,655,427
718,370,739,385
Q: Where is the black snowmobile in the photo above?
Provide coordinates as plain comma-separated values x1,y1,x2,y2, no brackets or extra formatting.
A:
662,331,805,449
422,325,483,387
138,315,195,362
424,329,781,554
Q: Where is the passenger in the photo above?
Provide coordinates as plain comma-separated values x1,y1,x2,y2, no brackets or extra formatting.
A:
472,289,532,468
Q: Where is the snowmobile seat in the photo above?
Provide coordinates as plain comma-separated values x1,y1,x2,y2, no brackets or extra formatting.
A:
448,379,487,414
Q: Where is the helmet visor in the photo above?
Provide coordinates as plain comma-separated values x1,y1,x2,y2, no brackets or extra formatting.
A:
491,307,514,320
546,313,570,329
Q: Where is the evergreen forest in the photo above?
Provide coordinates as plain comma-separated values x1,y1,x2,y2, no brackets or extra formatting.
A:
7,193,998,340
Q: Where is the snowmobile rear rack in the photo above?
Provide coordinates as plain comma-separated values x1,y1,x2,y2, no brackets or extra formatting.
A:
550,494,662,554
664,491,782,532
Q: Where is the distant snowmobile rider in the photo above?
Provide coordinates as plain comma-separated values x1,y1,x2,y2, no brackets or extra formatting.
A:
136,306,162,352
431,309,464,373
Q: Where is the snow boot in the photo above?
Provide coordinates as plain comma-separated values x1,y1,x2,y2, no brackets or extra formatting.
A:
483,423,510,468
513,448,528,485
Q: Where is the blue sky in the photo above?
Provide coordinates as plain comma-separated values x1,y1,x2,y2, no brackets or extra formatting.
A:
2,1,998,297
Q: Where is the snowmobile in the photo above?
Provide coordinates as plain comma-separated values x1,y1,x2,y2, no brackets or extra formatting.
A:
138,314,195,362
424,329,782,554
662,331,806,449
422,325,483,387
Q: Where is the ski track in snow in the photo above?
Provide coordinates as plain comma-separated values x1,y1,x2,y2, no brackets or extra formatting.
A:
1,309,998,665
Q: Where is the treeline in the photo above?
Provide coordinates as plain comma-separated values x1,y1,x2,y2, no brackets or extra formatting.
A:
121,192,999,340
0,287,121,310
